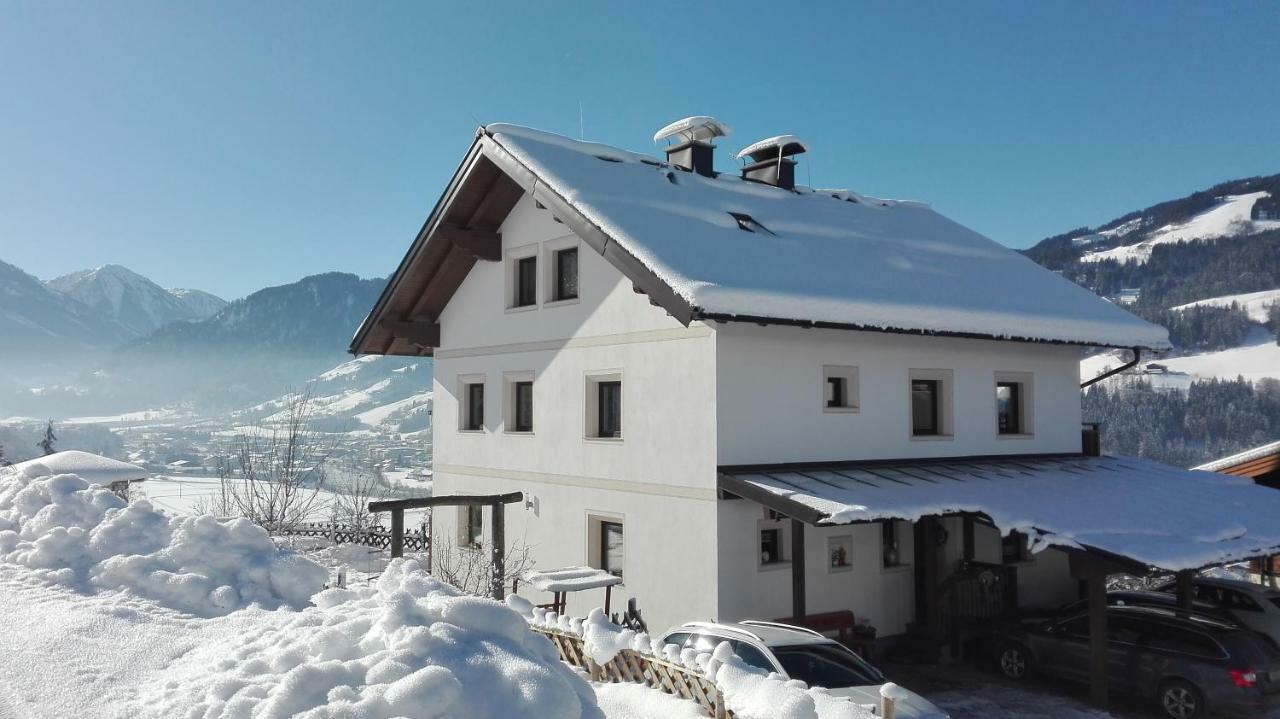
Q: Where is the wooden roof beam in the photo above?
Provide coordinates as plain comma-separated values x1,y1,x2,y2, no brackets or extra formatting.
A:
379,318,440,348
438,223,501,262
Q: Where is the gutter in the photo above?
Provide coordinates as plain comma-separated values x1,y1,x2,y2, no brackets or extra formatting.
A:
1080,346,1142,388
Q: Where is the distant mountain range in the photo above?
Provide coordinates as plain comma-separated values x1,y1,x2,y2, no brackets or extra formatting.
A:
46,264,228,337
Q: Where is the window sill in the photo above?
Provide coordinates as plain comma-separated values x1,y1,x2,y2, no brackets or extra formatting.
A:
910,434,954,441
544,297,580,308
504,430,535,436
458,429,485,434
505,304,539,314
823,406,860,414
828,565,853,574
758,561,792,573
998,433,1035,440
584,436,623,444
881,564,913,575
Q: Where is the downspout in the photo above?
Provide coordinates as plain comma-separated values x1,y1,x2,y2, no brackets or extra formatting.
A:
1080,346,1142,388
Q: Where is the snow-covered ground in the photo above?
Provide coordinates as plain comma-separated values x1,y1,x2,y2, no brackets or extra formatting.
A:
1158,338,1280,384
1172,288,1280,324
1081,191,1280,265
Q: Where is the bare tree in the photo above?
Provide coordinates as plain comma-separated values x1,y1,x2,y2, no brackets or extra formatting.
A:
428,535,534,597
329,462,390,533
214,387,333,533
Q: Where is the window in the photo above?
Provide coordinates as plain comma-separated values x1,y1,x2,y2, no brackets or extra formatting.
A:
727,640,776,673
600,521,624,579
882,521,904,568
515,256,537,307
597,381,622,438
996,382,1021,434
911,379,939,436
822,366,858,411
772,644,885,688
513,381,534,432
760,528,784,565
461,505,483,548
1148,626,1225,659
1002,531,1033,563
553,247,579,301
463,382,484,431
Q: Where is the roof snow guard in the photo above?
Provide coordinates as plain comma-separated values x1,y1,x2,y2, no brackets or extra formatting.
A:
719,454,1280,573
351,123,1171,356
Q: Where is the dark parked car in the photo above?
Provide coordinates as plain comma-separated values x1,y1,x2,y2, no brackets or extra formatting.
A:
998,605,1280,718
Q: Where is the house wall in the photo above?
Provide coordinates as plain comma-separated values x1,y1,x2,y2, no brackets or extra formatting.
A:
715,323,1084,465
432,193,720,629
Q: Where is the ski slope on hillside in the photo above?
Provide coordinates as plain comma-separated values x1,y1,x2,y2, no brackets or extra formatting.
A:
1172,288,1280,323
1081,192,1280,265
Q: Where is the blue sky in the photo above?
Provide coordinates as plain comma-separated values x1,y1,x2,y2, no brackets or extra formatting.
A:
1,1,1277,300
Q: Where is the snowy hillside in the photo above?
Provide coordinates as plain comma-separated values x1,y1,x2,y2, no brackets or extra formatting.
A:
1173,288,1280,324
1079,191,1280,265
47,264,226,337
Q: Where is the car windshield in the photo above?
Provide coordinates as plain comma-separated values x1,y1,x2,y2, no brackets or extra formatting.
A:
771,644,885,688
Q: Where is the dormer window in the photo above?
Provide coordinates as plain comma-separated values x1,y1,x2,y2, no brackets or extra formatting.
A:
554,247,578,301
729,212,773,235
515,256,537,307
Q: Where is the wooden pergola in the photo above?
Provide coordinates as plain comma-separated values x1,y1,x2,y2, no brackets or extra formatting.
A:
368,492,523,600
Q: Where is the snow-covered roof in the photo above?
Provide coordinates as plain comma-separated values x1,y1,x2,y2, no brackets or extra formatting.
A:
1196,440,1280,473
522,566,622,593
485,124,1171,349
10,450,148,485
719,455,1280,571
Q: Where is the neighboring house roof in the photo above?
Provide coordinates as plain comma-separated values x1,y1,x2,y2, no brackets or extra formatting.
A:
719,454,1280,572
352,124,1171,356
10,450,148,485
1195,439,1280,477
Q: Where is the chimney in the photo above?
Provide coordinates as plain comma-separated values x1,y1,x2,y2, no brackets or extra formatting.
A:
736,135,808,190
653,116,730,177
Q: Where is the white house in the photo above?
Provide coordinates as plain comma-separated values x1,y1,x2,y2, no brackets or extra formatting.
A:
351,118,1280,663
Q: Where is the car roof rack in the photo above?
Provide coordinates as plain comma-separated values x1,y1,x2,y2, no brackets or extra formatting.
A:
738,619,826,639
679,621,763,644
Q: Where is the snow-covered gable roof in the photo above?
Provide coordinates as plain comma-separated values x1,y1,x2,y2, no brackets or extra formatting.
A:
11,450,148,485
485,124,1170,349
720,455,1280,572
1196,439,1280,475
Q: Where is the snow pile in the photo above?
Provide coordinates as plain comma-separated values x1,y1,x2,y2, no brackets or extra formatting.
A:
138,558,603,719
11,450,147,485
0,462,326,616
523,606,877,719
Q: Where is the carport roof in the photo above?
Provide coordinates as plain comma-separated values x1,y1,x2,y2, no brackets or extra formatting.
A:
718,454,1280,573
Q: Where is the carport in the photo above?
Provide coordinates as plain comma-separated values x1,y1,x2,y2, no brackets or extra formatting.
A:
719,453,1280,709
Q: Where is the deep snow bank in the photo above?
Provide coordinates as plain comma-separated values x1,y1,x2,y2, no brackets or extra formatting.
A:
137,558,603,719
0,462,326,615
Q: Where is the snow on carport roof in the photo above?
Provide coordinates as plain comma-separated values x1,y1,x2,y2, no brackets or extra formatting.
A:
486,124,1171,350
11,450,148,486
719,455,1280,572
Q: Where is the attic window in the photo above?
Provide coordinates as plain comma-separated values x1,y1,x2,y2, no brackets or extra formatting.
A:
639,159,662,167
729,212,773,235
595,155,622,163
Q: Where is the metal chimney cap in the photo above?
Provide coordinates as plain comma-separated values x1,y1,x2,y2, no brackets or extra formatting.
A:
654,116,732,145
735,135,809,162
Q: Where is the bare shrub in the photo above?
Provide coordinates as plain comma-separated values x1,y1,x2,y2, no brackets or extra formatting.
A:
329,462,390,533
427,535,534,597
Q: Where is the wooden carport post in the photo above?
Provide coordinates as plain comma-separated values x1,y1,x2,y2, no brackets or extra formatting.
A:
791,517,806,622
1086,568,1108,709
1175,570,1194,617
491,499,505,601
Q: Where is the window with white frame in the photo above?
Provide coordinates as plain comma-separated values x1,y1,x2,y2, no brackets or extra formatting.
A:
882,520,907,568
459,377,485,431
460,504,483,548
585,372,622,439
823,365,859,411
504,372,535,433
587,514,624,580
553,247,579,301
757,513,790,568
506,245,539,309
994,371,1034,436
909,369,953,437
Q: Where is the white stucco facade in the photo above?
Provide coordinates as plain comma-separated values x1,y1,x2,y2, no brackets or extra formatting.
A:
428,191,1081,636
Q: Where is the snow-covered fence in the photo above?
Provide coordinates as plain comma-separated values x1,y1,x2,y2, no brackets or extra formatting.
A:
516,601,884,719
534,621,733,718
275,521,430,552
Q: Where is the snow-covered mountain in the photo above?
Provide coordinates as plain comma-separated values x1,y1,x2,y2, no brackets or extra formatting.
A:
1076,191,1280,265
46,264,226,337
0,258,132,356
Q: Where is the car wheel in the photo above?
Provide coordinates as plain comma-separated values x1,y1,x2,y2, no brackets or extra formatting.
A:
1158,679,1203,719
997,643,1033,681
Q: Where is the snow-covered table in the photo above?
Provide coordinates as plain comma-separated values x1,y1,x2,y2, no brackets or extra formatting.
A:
518,566,622,614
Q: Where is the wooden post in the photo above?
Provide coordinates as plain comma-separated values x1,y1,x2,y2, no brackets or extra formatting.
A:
604,584,613,616
390,508,405,559
791,517,806,622
1175,570,1194,617
881,695,896,719
1087,569,1108,709
491,501,505,601
914,518,941,639
962,516,975,562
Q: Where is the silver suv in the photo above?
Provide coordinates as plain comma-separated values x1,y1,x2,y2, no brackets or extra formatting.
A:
660,620,947,719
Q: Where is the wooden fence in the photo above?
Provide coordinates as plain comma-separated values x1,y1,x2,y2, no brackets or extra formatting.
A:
532,625,733,719
276,521,431,552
